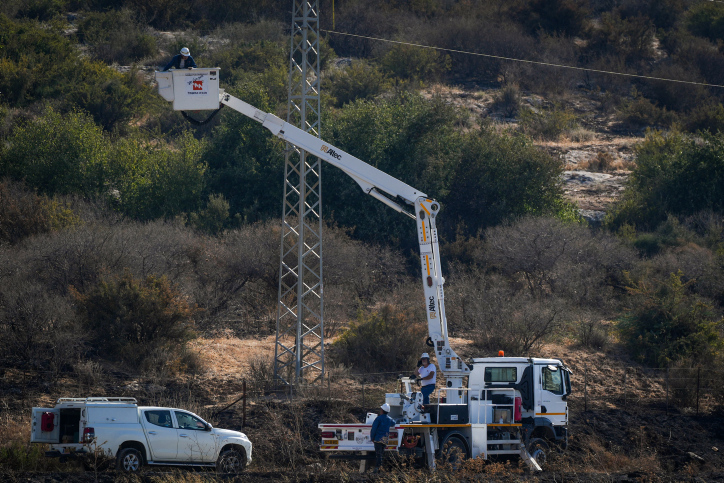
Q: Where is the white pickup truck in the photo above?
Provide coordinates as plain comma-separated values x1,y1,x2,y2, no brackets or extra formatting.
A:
30,397,252,473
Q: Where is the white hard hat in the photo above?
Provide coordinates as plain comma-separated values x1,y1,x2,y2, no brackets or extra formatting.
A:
421,353,430,359
380,403,390,412
180,47,190,56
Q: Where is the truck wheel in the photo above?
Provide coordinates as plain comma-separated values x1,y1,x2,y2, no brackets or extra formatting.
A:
217,448,245,474
439,436,467,470
116,448,143,473
528,438,549,467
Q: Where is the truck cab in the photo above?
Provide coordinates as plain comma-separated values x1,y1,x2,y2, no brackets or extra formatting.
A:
468,357,571,450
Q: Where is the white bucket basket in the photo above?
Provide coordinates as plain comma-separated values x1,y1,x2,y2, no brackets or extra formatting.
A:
155,68,221,111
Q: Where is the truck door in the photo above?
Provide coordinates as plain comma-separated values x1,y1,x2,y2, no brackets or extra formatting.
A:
538,365,568,424
174,411,216,462
141,410,179,461
31,408,60,444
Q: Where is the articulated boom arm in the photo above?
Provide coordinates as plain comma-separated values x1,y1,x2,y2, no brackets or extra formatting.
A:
220,91,470,384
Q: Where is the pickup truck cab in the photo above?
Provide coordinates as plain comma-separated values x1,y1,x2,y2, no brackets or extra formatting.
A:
31,397,252,473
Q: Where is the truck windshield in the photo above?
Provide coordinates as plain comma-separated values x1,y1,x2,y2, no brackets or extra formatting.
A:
542,367,564,395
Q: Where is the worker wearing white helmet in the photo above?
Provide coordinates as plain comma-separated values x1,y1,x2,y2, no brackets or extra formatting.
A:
162,47,198,71
370,403,394,473
415,352,437,405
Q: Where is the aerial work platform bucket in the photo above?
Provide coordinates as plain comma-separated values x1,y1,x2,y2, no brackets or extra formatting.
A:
155,68,221,111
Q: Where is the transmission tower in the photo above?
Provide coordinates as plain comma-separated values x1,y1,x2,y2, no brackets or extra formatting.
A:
274,0,324,386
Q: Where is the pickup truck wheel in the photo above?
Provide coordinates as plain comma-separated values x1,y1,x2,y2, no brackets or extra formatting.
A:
116,448,143,473
217,448,245,474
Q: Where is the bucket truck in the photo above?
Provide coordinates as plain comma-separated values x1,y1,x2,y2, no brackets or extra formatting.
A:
155,68,572,471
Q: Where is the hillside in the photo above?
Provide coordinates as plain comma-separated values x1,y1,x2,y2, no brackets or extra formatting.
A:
1,0,724,481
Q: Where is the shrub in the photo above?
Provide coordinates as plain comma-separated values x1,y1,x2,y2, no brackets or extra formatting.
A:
330,306,427,373
617,93,677,129
607,131,724,231
491,83,522,118
443,131,569,236
576,319,610,350
685,103,724,134
380,44,450,82
618,270,723,367
0,108,110,196
112,132,207,220
687,2,724,43
77,10,158,64
586,11,655,65
188,194,230,235
72,271,199,373
0,279,79,371
0,179,77,244
512,0,588,37
519,105,579,140
325,61,390,107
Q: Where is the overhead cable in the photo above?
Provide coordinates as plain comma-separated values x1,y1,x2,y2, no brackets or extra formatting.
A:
321,29,724,89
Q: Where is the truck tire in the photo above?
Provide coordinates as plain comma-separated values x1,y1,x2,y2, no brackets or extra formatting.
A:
528,438,549,467
116,448,143,473
439,436,467,470
217,448,245,474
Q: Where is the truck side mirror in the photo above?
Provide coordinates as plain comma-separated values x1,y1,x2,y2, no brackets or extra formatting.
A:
206,423,213,431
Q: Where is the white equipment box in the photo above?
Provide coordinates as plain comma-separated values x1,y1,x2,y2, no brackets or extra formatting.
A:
155,68,220,111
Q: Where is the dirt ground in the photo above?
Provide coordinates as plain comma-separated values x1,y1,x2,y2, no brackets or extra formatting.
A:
3,335,722,482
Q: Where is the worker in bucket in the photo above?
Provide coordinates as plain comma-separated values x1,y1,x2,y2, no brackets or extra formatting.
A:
162,47,197,71
415,353,437,405
370,403,394,473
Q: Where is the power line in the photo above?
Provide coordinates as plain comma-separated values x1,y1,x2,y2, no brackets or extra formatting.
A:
321,29,724,89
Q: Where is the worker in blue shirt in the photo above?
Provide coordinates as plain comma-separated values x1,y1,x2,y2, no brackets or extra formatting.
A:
370,403,394,473
163,47,197,71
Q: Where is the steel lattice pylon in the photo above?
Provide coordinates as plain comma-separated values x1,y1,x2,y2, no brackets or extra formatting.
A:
274,0,324,386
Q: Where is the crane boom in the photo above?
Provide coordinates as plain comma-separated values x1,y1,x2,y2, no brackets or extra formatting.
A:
154,68,469,390
219,92,471,388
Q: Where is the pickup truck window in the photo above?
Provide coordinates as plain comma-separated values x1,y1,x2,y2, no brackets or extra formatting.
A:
175,411,206,430
145,410,173,428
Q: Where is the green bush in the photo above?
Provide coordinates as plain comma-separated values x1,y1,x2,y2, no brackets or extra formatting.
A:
617,93,677,129
77,10,158,64
112,132,207,220
0,15,151,131
188,193,231,235
0,179,77,244
444,130,571,236
586,11,655,65
618,270,723,367
330,306,428,373
519,105,578,140
0,108,110,196
685,103,724,134
326,61,390,107
72,271,198,373
608,131,724,231
380,44,450,82
687,2,724,42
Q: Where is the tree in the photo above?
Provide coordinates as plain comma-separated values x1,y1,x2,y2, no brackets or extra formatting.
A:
72,271,198,372
608,131,724,231
619,271,723,367
443,130,570,237
0,108,109,197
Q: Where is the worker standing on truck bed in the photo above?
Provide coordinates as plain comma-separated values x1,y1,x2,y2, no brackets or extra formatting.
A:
162,47,197,71
370,403,394,473
415,353,436,405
